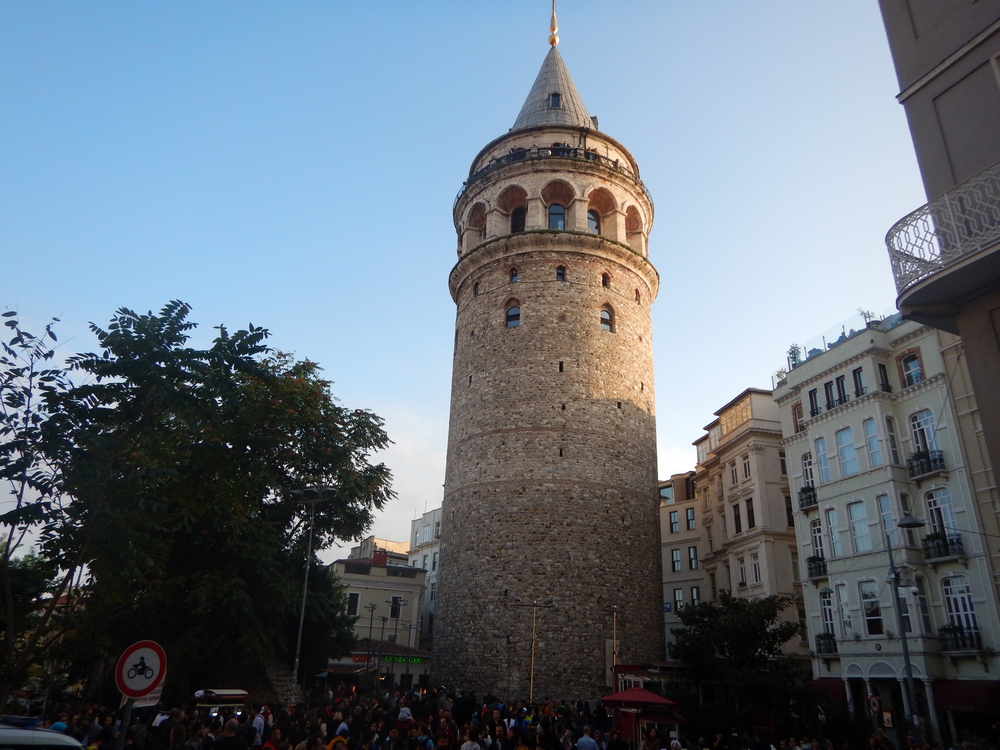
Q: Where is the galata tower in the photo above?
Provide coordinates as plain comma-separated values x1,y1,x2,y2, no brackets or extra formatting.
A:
434,11,663,700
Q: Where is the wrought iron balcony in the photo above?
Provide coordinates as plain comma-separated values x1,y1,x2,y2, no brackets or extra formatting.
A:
878,381,893,393
887,160,1000,295
806,556,828,578
815,632,838,655
809,407,822,417
798,485,818,510
907,449,945,478
854,387,867,397
939,625,982,652
923,532,964,560
834,395,850,406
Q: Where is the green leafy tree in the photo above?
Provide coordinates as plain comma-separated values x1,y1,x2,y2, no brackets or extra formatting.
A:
2,302,393,701
667,592,806,732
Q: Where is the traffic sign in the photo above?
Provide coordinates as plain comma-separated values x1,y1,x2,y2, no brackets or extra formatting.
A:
115,640,167,698
869,694,881,714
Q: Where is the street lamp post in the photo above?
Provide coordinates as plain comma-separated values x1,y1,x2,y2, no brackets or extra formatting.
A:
387,597,407,690
366,603,378,687
290,486,336,698
888,515,927,742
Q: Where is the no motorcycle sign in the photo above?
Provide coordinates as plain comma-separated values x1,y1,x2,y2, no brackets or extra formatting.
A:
115,640,167,698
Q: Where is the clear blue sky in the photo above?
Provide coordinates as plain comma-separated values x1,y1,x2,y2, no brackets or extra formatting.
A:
1,2,925,558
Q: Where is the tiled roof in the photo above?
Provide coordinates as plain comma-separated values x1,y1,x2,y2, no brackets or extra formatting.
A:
512,47,591,131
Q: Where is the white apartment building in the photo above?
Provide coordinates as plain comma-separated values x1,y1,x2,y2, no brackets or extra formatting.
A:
693,388,806,657
408,508,442,651
774,313,1000,745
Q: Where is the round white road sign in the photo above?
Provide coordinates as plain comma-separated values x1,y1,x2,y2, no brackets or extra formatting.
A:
115,640,167,698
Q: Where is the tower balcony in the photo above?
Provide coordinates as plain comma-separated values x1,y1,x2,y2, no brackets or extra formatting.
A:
886,159,1000,333
455,144,652,210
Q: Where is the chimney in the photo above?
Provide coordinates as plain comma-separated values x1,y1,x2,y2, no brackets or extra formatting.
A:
373,550,388,566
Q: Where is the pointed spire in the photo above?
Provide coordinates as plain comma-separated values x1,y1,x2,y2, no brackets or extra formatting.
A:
511,45,592,131
549,0,559,47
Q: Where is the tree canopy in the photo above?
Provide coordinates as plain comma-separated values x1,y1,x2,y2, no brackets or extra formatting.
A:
1,302,393,703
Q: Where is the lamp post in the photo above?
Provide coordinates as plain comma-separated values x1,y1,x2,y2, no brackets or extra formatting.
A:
290,486,336,697
888,514,927,742
366,603,378,687
387,597,407,690
607,605,620,690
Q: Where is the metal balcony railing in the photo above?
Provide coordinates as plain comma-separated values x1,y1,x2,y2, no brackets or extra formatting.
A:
887,160,1000,294
798,485,818,510
809,407,822,417
907,449,945,478
815,632,838,655
923,532,964,560
939,625,982,652
455,145,653,209
806,556,828,578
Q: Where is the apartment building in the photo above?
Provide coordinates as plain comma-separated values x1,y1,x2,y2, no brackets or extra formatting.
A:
408,508,442,650
774,313,1000,745
659,472,702,644
692,388,805,657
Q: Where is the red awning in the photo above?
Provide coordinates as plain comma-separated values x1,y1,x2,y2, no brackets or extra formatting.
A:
602,687,679,710
934,680,1000,714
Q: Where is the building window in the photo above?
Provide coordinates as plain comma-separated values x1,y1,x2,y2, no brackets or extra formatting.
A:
556,265,566,282
885,416,901,463
878,362,891,392
709,573,717,599
673,588,684,609
505,304,520,328
720,509,727,539
810,518,825,558
825,508,842,556
347,592,360,617
509,267,519,283
836,583,852,636
429,581,437,601
859,580,884,635
848,501,871,552
423,524,431,542
751,554,761,584
548,204,565,230
910,409,939,453
737,557,746,585
686,507,696,530
387,633,397,643
691,586,701,605
511,206,526,233
876,494,893,538
390,596,402,619
600,307,614,332
473,282,479,296
808,389,820,417
792,403,804,433
836,427,858,476
815,437,831,483
733,503,742,533
742,453,751,480
671,549,681,572
432,551,439,570
943,575,978,630
926,487,956,536
549,92,561,108
820,588,835,634
824,381,835,410
784,496,794,527
801,452,814,487
914,576,933,633
435,520,441,538
779,450,787,475
669,510,679,534
729,462,738,486
864,418,882,468
745,498,755,529
635,289,641,303
688,546,698,570
422,554,428,569
852,367,867,396
601,272,611,288
901,353,923,387
835,375,848,404
899,492,916,545
587,209,600,234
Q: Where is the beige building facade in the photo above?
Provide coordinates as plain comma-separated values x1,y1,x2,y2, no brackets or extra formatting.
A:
434,34,663,698
407,508,442,651
774,314,1000,744
658,473,703,645
692,389,806,657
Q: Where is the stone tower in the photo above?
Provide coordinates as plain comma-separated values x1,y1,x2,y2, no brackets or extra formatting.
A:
434,24,663,699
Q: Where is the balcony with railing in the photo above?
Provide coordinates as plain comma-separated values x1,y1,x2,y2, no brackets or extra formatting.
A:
815,632,838,655
907,449,945,478
798,485,818,510
806,556,828,579
886,160,1000,324
923,532,964,560
939,625,983,652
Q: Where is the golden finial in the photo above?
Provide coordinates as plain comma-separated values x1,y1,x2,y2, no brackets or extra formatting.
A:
549,0,559,46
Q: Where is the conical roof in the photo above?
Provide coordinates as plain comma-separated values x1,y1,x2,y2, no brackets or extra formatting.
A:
512,46,592,131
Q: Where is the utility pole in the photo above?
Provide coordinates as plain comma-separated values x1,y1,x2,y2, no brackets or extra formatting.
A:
516,600,553,702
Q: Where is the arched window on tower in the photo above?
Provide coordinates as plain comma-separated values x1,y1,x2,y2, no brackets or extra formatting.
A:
556,266,566,282
548,204,565,230
634,289,641,303
601,273,611,288
587,210,600,234
511,206,526,234
505,303,521,328
473,282,480,297
509,267,519,283
600,306,614,333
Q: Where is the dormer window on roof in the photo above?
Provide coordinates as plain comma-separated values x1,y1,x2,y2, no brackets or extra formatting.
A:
549,92,561,108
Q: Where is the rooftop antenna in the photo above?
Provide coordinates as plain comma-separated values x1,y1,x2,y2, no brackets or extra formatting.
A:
549,0,559,46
